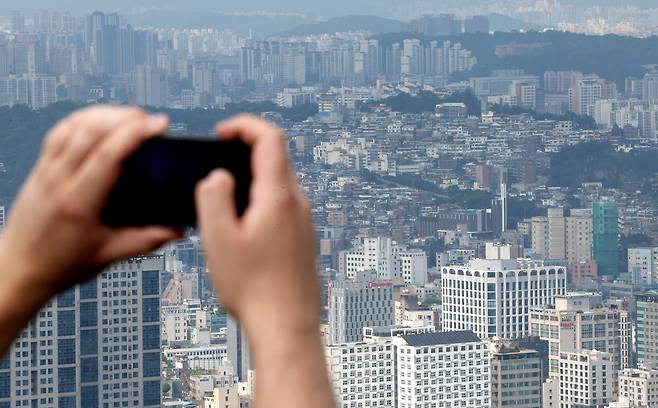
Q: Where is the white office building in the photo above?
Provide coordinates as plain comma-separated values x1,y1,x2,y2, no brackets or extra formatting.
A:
395,331,490,408
0,256,165,408
442,243,567,339
399,250,428,287
325,334,397,407
618,366,658,408
339,237,428,285
163,344,228,371
328,270,395,344
628,247,658,285
558,350,611,408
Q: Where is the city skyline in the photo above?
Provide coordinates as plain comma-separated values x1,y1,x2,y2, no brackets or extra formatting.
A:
2,3,658,408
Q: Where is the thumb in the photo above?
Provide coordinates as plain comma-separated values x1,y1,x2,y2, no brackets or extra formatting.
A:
196,169,240,242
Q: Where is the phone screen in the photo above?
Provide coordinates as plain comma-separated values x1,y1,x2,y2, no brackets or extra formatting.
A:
101,138,252,228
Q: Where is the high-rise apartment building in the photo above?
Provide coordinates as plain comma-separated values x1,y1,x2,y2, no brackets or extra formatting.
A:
642,72,658,102
531,208,593,264
593,201,620,277
637,293,658,368
325,327,484,408
558,350,612,408
442,243,567,339
530,293,630,384
324,329,398,407
328,270,395,345
0,75,57,109
570,75,604,116
395,331,490,408
339,237,427,285
565,209,594,264
628,247,658,285
489,340,542,408
618,366,658,407
134,65,167,107
0,205,4,231
0,256,164,408
512,80,538,109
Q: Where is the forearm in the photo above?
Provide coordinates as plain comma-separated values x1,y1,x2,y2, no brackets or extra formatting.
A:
246,322,335,408
0,241,54,356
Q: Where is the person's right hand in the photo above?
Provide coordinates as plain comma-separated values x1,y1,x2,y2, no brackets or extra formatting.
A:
195,115,320,338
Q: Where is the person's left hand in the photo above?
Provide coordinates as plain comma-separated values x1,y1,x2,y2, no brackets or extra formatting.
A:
0,106,182,295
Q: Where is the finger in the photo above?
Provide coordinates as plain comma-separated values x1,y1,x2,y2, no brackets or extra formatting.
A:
216,115,290,184
196,169,239,244
74,114,169,212
57,107,145,173
101,227,183,261
41,118,73,160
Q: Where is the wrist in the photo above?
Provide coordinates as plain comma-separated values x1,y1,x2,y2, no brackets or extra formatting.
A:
0,239,55,323
239,300,321,347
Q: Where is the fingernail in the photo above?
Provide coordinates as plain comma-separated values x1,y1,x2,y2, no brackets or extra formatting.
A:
146,114,168,132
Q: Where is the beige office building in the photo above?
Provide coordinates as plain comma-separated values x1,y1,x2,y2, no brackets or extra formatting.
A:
530,293,630,387
489,340,542,408
531,208,593,264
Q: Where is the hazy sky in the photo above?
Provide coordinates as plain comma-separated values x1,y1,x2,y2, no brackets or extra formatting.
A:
2,0,656,19
0,0,393,16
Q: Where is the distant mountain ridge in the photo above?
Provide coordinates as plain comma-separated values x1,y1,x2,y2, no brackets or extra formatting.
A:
276,13,541,37
277,15,408,36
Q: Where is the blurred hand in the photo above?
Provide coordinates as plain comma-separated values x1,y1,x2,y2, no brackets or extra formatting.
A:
196,115,320,336
0,106,181,294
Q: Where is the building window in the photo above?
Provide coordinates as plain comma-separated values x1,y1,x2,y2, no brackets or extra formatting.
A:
57,396,75,408
142,298,159,323
143,352,160,377
58,367,76,393
82,385,99,407
57,338,76,365
80,329,98,356
58,290,75,308
143,325,160,351
81,357,98,384
142,271,159,296
143,380,160,406
80,278,98,300
57,310,75,336
80,302,98,327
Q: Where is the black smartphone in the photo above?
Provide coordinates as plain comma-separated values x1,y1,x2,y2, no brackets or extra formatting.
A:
101,138,252,228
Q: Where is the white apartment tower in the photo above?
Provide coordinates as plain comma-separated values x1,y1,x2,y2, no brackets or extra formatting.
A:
395,331,490,408
618,366,658,408
0,256,165,408
324,330,398,407
531,208,593,264
565,209,594,264
628,247,658,285
328,270,395,344
340,237,428,286
559,350,612,407
442,243,567,339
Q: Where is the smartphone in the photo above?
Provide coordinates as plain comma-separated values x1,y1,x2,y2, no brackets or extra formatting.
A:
101,138,252,228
